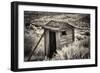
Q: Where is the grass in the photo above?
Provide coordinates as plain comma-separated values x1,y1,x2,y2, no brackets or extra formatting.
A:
52,29,90,60
24,25,90,61
24,26,45,61
24,12,90,61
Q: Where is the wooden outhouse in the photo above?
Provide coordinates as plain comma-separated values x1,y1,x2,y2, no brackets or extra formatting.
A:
42,20,75,59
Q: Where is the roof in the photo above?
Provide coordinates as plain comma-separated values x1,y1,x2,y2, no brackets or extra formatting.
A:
42,20,75,31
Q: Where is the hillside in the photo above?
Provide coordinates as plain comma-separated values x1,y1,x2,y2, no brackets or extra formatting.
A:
24,11,90,61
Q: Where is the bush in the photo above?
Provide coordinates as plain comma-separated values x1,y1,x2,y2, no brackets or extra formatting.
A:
53,37,90,60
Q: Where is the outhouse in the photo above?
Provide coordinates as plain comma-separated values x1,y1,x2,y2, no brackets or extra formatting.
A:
42,20,75,59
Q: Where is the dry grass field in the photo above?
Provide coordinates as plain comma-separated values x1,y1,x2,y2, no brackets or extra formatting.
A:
24,26,90,61
24,11,90,61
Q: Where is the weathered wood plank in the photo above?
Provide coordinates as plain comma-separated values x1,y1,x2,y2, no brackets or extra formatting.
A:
72,28,75,41
44,30,49,57
56,32,61,50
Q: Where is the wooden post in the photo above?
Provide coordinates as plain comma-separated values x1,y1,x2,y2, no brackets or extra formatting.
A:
56,31,61,50
44,29,49,59
72,28,75,41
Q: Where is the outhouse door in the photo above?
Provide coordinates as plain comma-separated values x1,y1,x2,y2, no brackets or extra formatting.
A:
48,31,57,58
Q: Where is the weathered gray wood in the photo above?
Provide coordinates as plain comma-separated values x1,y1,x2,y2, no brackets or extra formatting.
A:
72,28,75,41
56,32,61,50
43,26,60,31
43,20,75,59
44,30,49,57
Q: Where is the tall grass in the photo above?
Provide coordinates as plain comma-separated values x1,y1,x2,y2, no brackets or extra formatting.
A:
24,25,90,61
24,25,45,61
52,38,90,60
52,29,90,60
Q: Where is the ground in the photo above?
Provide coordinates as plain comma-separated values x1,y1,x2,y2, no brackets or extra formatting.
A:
24,11,90,61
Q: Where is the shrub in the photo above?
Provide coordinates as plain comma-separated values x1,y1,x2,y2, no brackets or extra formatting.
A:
53,37,90,60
